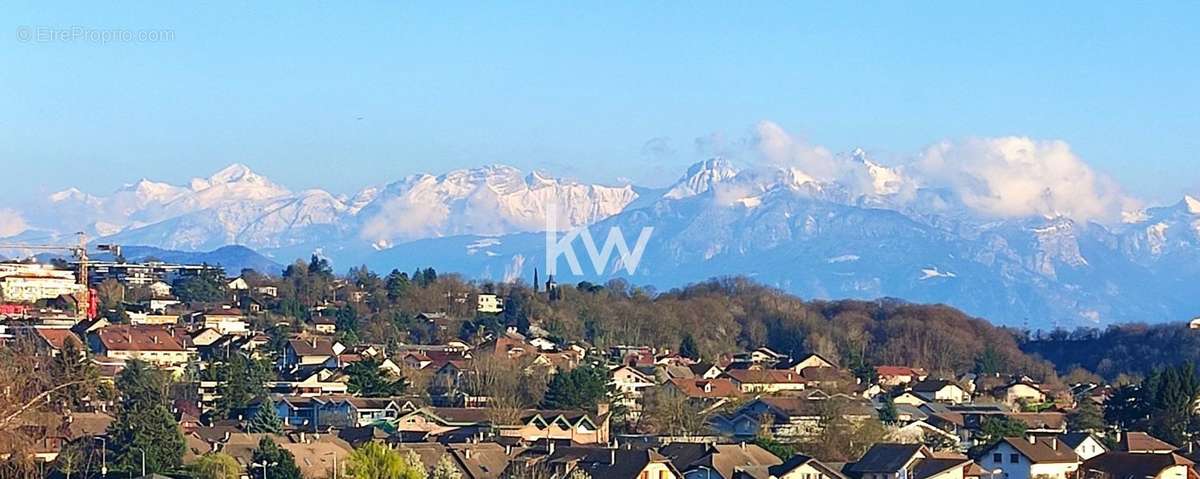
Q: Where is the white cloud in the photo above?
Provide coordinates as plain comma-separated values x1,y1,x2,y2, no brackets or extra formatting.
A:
0,208,28,238
915,136,1133,222
752,121,841,180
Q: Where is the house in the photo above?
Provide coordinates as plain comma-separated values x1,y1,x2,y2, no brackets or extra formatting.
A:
911,379,972,404
1061,433,1108,461
31,327,80,356
769,454,849,479
610,365,656,416
476,293,504,314
978,436,1081,479
689,362,724,380
546,447,682,479
710,396,875,441
659,442,782,479
1120,432,1176,454
392,406,611,445
198,310,248,335
148,281,173,298
722,369,807,393
312,317,337,335
995,380,1048,408
259,395,419,429
87,325,192,371
254,285,278,298
877,366,930,387
665,378,741,401
226,277,250,291
1081,452,1193,479
778,353,837,372
845,444,975,479
282,338,345,368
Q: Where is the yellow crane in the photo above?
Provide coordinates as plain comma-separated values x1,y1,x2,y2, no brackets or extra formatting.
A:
0,233,122,319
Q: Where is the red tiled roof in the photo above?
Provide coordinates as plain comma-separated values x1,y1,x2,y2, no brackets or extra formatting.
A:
668,378,741,398
95,326,185,352
35,328,79,350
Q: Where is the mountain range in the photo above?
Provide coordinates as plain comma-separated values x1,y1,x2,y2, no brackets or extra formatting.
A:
4,157,1199,328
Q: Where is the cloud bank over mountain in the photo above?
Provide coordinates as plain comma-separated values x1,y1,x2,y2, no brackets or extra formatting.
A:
3,121,1196,327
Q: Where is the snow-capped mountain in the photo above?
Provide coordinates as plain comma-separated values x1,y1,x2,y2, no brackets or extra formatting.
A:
8,158,1200,328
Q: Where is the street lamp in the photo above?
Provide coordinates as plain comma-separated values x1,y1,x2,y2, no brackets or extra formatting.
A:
93,437,107,478
132,448,146,478
252,461,278,479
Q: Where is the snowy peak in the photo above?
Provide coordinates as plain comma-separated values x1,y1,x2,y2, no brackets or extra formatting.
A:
1185,195,1200,215
664,158,739,199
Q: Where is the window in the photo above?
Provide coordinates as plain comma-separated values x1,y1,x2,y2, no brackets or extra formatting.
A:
1010,454,1020,464
993,453,1002,463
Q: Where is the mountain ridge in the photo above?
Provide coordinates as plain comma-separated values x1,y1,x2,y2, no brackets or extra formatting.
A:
4,159,1198,328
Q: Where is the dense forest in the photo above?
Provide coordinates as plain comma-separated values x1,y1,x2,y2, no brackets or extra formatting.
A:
1021,323,1200,382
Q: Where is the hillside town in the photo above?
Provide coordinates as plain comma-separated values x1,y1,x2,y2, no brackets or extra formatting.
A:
1,256,1197,479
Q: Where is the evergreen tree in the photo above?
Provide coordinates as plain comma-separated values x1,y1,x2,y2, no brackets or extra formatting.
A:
974,345,1006,375
173,268,227,303
246,403,284,434
1067,398,1105,433
385,269,410,302
878,395,899,424
250,437,302,479
679,334,700,361
542,365,608,410
346,359,409,398
106,360,186,475
969,416,1027,456
215,353,272,419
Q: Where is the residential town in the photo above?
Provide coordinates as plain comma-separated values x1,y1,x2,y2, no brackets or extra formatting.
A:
1,257,1197,479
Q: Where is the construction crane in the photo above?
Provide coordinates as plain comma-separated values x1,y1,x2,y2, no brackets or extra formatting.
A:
0,233,122,319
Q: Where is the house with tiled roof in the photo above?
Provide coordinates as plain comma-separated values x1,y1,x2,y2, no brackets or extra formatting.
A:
911,379,971,404
659,442,782,479
710,396,875,441
31,327,81,357
86,325,191,371
845,444,975,479
545,447,683,479
877,366,930,387
1119,432,1177,454
282,337,345,368
665,378,742,402
1081,451,1193,479
978,436,1081,479
722,369,808,393
769,454,849,479
1061,432,1108,460
390,406,610,444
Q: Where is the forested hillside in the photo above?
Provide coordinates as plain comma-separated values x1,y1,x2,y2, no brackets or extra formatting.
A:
1021,324,1200,381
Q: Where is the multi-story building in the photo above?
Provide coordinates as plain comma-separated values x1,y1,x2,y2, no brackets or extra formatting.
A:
0,263,85,303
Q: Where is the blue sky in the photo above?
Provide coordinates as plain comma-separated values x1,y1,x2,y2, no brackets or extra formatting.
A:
2,2,1198,204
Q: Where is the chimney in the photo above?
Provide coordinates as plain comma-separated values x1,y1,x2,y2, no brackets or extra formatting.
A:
300,431,306,444
465,448,472,460
739,442,746,451
311,338,318,348
1050,437,1057,450
548,441,555,456
505,444,513,455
